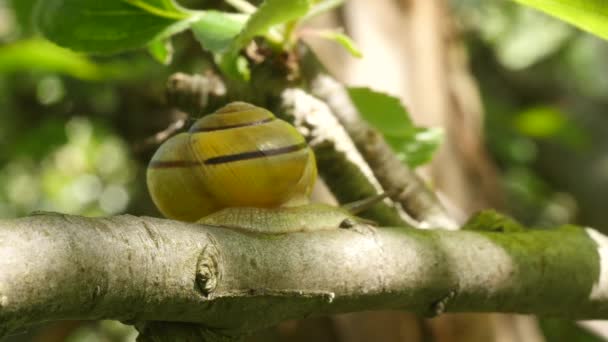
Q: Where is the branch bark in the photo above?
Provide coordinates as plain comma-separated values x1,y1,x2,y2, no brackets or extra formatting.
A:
2,214,608,339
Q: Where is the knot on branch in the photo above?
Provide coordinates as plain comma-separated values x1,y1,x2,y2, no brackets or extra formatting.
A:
195,239,222,298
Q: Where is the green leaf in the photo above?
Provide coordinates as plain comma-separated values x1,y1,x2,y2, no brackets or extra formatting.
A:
348,87,443,168
512,0,608,41
147,38,173,64
214,53,251,81
0,39,159,81
34,0,194,54
316,30,362,58
0,39,102,80
191,11,247,53
231,0,311,51
347,87,413,134
218,0,312,80
385,127,444,167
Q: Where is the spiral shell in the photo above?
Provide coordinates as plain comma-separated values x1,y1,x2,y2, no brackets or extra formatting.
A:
147,102,317,221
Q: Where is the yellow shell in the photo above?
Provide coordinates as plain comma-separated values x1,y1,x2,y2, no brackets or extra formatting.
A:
147,102,317,222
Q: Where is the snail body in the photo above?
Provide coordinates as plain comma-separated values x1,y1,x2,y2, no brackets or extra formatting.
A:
147,102,317,223
198,204,356,234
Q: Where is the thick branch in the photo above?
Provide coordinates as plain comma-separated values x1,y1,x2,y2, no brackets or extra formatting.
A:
1,214,608,338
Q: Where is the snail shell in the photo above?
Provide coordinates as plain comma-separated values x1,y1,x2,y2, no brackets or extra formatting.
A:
147,102,317,222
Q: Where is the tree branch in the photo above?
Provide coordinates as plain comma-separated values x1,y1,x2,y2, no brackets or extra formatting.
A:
310,74,459,230
280,88,414,227
2,214,608,339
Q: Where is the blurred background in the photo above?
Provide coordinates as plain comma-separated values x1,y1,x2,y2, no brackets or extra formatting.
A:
1,0,608,341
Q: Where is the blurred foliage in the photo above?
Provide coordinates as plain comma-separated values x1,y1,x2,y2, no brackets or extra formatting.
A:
0,0,171,338
452,0,608,229
0,39,162,80
0,39,102,79
513,0,608,43
453,1,608,339
0,116,135,217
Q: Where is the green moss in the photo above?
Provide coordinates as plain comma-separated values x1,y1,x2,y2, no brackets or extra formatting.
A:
463,210,526,232
472,225,600,314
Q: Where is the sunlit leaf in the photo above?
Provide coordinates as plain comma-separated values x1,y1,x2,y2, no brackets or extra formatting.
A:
348,87,443,168
191,11,247,53
512,0,608,41
34,0,195,54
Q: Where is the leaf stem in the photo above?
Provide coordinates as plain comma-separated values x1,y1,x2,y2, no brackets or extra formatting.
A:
282,20,299,50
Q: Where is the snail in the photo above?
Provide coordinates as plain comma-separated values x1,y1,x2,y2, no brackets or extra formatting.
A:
147,101,383,233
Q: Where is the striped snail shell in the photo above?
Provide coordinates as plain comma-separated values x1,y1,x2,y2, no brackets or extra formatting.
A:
147,102,317,222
